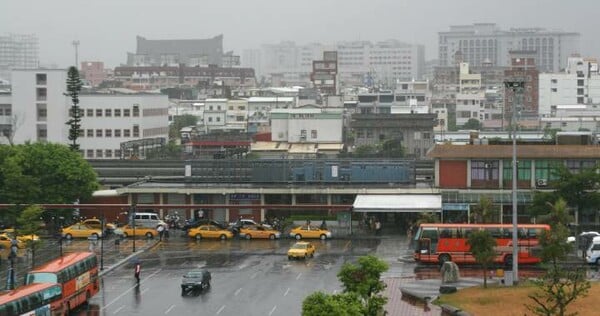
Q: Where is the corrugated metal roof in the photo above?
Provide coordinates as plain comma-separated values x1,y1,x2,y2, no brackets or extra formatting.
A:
427,144,600,159
289,143,317,154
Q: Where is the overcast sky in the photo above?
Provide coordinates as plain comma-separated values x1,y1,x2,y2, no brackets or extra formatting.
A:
2,0,599,68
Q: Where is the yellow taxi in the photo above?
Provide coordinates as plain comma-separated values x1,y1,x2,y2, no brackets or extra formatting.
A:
0,234,24,249
239,225,282,240
287,242,316,260
289,225,332,240
188,225,233,240
0,229,40,242
81,219,116,232
61,224,103,240
120,225,158,239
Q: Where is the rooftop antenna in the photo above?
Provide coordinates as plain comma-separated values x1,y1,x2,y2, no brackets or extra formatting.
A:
72,40,80,68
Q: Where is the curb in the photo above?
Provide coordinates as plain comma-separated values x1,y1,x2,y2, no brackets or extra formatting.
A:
99,240,160,277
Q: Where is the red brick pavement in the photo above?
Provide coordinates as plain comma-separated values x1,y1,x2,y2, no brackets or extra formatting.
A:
383,277,442,316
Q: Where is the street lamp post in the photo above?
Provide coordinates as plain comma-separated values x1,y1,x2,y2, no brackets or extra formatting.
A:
504,80,524,285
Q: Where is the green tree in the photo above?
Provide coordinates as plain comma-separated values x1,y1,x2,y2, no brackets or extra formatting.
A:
337,255,389,316
353,144,378,158
65,66,83,151
169,114,198,139
466,230,496,288
470,196,498,223
302,292,364,316
462,118,482,130
0,143,99,224
17,204,44,268
526,199,591,316
530,164,600,220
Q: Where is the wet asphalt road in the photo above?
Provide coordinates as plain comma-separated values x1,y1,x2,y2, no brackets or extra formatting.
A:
75,237,382,316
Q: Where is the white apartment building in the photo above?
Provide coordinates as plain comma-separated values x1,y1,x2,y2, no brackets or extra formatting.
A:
539,57,600,117
79,94,169,159
226,99,248,132
247,96,294,134
270,107,343,143
203,98,227,132
8,69,169,159
392,80,430,114
456,92,485,126
438,23,580,72
540,104,600,132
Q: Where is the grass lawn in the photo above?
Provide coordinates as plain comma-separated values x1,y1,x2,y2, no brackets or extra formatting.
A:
435,281,600,315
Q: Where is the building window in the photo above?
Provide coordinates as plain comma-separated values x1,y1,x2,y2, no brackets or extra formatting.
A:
133,105,140,117
311,130,317,139
577,79,584,86
105,109,112,117
577,97,584,104
535,160,561,181
216,117,221,122
208,117,213,122
78,129,84,137
551,88,557,92
96,129,103,137
115,129,121,137
87,109,93,116
115,149,121,158
87,129,93,137
87,150,94,158
36,73,47,85
300,129,307,141
115,109,121,117
124,129,130,137
577,88,584,95
423,132,431,140
96,150,103,158
36,104,47,121
124,109,131,117
105,129,112,137
105,150,112,158
96,109,103,117
133,125,139,137
37,126,47,139
471,160,499,181
503,159,532,181
366,130,373,138
36,88,47,101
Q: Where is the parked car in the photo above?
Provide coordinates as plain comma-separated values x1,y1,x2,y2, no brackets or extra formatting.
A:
0,234,24,249
181,270,211,295
287,242,315,260
81,218,116,233
119,225,158,239
239,225,281,240
61,224,103,240
0,229,40,243
183,219,228,231
289,225,331,240
129,212,167,229
188,225,233,240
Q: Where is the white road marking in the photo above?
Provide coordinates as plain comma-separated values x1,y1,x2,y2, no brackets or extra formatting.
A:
234,287,242,296
296,273,302,280
268,305,277,316
283,288,290,296
102,269,162,310
164,304,175,314
216,305,226,315
112,305,125,314
250,272,258,279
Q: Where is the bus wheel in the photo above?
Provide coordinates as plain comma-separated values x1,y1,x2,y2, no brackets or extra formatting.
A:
504,255,513,267
65,233,73,240
438,254,451,264
145,232,153,239
220,234,227,240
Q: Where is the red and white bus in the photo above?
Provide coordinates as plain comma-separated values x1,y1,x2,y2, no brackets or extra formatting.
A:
0,283,63,316
25,252,99,313
413,223,550,265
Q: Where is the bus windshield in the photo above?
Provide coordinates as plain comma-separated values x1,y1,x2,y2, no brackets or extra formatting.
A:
26,272,58,284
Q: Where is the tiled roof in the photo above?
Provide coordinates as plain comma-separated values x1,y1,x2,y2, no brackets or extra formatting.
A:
427,144,600,159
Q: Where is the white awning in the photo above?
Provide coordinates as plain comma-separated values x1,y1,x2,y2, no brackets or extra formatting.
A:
353,194,442,213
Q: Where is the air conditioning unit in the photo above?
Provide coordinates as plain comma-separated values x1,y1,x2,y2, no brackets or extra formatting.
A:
537,179,548,187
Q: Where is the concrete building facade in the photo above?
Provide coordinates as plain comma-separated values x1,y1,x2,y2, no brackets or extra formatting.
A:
0,34,39,81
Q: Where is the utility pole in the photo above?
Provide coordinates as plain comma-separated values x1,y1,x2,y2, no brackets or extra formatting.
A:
72,40,80,68
504,80,524,285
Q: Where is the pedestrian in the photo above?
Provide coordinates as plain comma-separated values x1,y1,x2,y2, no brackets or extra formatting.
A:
134,261,141,283
320,220,327,230
375,219,382,236
164,223,170,240
157,224,165,241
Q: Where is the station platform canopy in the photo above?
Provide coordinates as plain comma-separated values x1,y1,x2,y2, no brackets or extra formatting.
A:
352,194,442,213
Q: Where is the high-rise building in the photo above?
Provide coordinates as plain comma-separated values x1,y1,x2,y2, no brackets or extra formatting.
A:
438,23,580,72
0,33,39,80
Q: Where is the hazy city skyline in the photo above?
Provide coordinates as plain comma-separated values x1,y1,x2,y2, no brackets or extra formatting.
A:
2,0,599,68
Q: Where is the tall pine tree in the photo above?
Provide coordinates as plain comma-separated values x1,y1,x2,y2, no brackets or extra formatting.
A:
65,66,83,151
